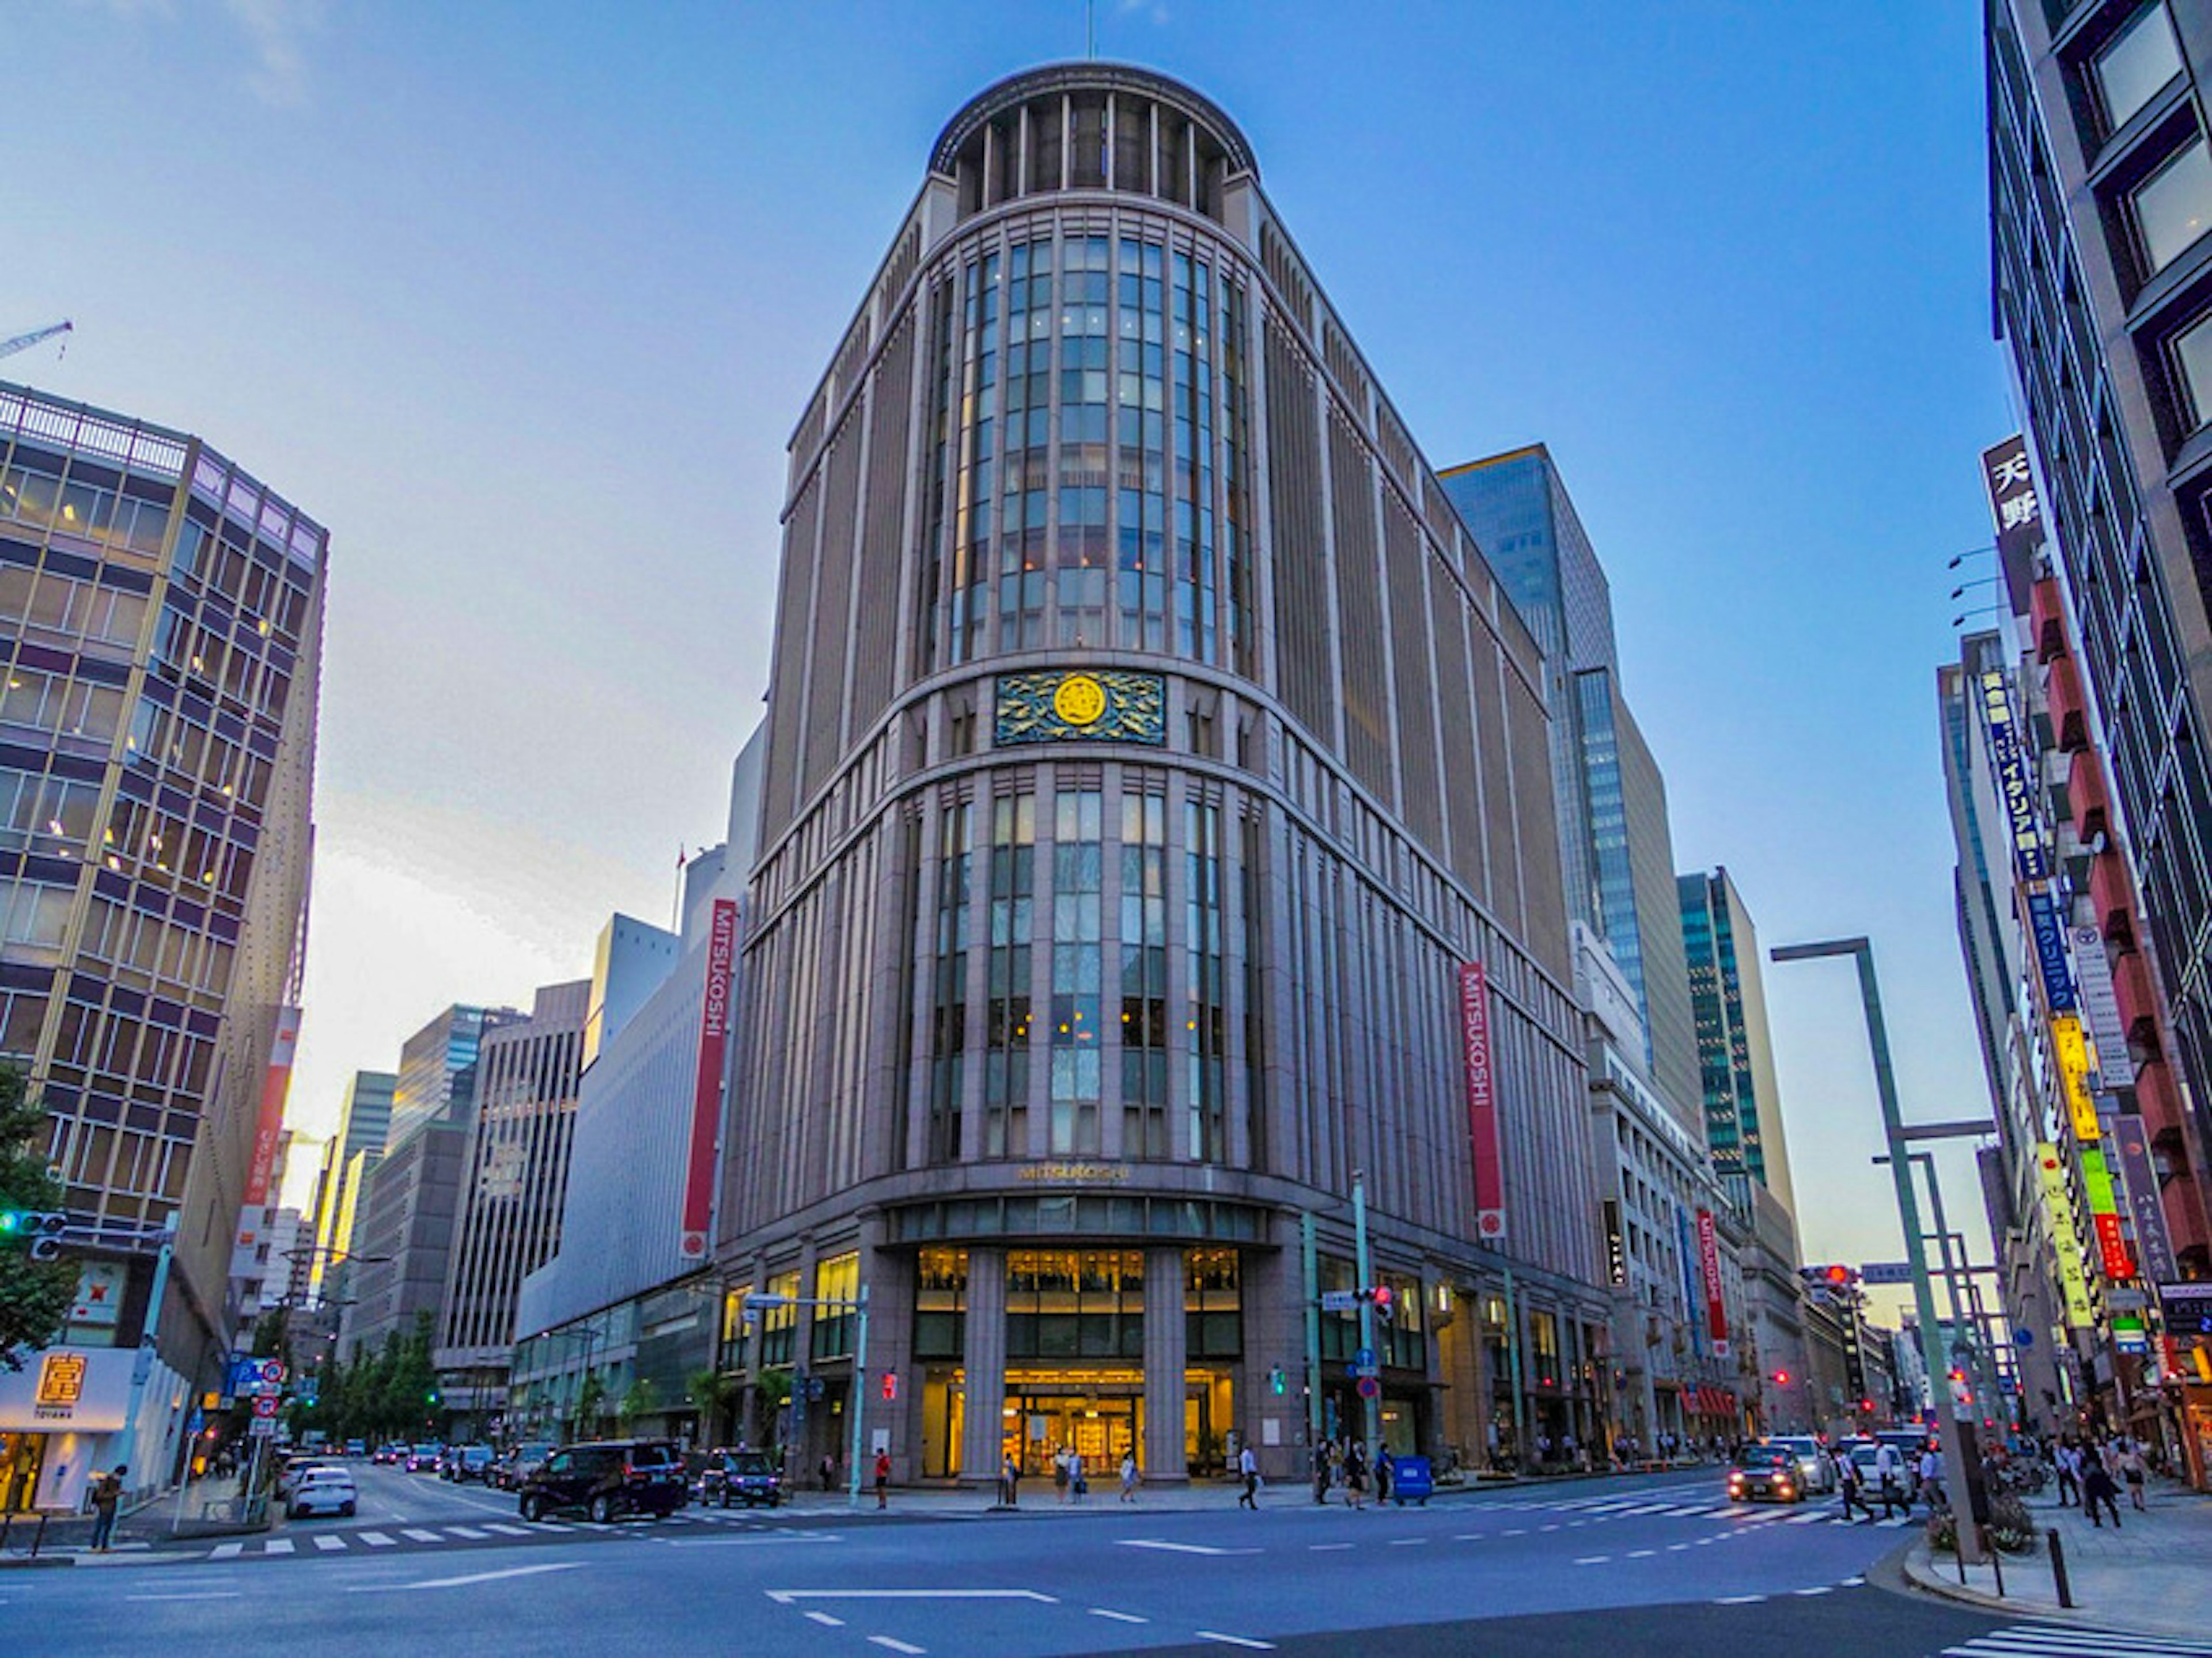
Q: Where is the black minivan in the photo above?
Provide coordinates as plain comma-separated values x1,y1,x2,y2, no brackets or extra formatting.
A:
518,1439,687,1523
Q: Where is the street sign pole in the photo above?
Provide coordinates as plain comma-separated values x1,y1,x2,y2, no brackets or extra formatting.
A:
1353,1170,1378,1463
1301,1212,1324,1448
847,1283,869,1512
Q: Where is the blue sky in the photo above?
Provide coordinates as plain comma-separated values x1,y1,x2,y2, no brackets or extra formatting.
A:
7,1,2010,1304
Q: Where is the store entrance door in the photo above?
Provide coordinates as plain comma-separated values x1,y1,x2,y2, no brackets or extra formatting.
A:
0,1435,45,1514
1003,1374,1142,1479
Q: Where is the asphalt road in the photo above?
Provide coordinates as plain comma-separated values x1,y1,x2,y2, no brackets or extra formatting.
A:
6,1467,2204,1658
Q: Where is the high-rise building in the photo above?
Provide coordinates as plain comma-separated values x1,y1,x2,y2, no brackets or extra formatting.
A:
720,63,1611,1488
434,978,590,1430
1677,867,1796,1221
309,1068,395,1303
1986,0,2212,1465
339,1004,518,1358
0,381,324,1514
1439,447,1703,1128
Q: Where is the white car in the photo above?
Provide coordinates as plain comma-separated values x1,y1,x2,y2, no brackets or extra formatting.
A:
288,1466,357,1519
1767,1436,1836,1494
274,1456,336,1499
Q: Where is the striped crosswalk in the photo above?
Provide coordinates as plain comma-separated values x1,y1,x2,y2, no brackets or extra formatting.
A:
195,1505,776,1562
1941,1624,2212,1657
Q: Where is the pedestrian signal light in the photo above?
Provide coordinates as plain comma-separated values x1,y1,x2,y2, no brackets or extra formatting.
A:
881,1372,898,1402
1771,1370,1790,1386
1268,1364,1286,1396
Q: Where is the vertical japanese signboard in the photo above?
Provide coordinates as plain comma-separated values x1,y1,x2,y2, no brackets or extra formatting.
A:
244,1007,301,1209
1979,670,2051,885
2112,1116,2180,1286
2035,1143,2096,1328
1458,963,1505,1244
1981,435,2044,612
2069,924,2134,1087
680,899,738,1261
2051,1016,2100,1142
2026,890,2077,1014
1695,1208,1730,1355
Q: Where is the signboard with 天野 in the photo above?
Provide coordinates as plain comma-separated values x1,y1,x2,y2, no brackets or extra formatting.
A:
994,670,1167,746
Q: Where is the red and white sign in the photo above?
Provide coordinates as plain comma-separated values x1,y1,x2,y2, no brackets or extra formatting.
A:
251,1394,279,1419
1696,1208,1730,1357
680,899,739,1259
244,1007,301,1209
1458,962,1505,1242
2092,1211,2137,1283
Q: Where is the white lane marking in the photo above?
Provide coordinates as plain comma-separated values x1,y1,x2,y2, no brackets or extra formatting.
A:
1715,1593,1766,1604
867,1640,925,1655
1309,1543,1353,1551
444,1527,489,1540
126,1592,243,1602
1118,1539,1257,1557
1666,1543,1692,1552
347,1561,586,1592
1839,1577,1865,1588
1573,1555,1610,1566
765,1590,1058,1604
668,1535,844,1548
1626,1549,1656,1559
1090,1608,1149,1623
483,1523,531,1536
1196,1634,1275,1651
262,1539,294,1556
360,1532,396,1547
209,1542,242,1560
1388,1538,1426,1547
313,1536,347,1551
1539,1523,1561,1532
1453,1534,1485,1542
401,1529,444,1543
803,1611,844,1627
1792,1587,1831,1597
1501,1528,1527,1536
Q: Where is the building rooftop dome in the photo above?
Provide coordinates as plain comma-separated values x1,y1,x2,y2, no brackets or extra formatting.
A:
929,60,1259,180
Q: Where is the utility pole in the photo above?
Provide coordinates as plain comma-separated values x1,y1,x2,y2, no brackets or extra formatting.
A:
1353,1170,1378,1461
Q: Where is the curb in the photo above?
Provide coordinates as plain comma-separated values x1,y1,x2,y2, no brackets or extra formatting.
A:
1899,1539,2207,1642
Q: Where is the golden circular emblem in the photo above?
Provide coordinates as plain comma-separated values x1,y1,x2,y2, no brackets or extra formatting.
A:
1053,673,1108,727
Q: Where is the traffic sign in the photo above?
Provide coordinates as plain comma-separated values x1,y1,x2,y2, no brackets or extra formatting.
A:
1859,1262,1913,1287
1354,1348,1375,1368
259,1359,286,1387
251,1394,279,1418
1355,1376,1380,1401
1320,1291,1359,1313
248,1416,277,1439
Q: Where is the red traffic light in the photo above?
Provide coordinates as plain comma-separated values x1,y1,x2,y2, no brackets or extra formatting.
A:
881,1372,898,1402
1771,1370,1790,1386
1826,1265,1850,1284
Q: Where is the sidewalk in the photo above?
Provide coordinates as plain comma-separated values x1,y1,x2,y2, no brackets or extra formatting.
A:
1903,1475,2212,1640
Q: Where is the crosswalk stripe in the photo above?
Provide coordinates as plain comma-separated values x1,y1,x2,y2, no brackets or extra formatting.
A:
263,1539,293,1556
444,1527,490,1540
483,1523,531,1536
313,1536,346,1551
1783,1512,1824,1525
400,1528,443,1543
360,1532,396,1547
1944,1632,2212,1658
209,1542,241,1560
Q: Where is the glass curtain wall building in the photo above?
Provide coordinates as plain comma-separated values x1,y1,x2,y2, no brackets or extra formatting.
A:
0,382,324,1515
722,64,1609,1488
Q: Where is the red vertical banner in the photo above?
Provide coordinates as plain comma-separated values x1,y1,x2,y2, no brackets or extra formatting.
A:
244,1007,301,1209
1459,962,1505,1243
680,899,738,1260
1696,1208,1730,1356
2092,1212,2136,1283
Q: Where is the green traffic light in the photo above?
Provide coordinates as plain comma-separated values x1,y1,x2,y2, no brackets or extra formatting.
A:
0,1212,17,1234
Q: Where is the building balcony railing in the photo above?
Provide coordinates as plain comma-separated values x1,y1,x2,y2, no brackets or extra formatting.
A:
2032,576,2069,665
2090,847,2137,950
2113,947,2162,1057
2046,652,2089,753
2067,746,2112,844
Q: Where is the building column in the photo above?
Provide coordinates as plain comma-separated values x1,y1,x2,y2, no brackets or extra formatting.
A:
1144,1244,1188,1486
959,1246,1006,1488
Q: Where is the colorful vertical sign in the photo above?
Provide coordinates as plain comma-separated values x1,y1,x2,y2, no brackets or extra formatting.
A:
1695,1208,1730,1356
2027,889,2078,1013
1458,962,1505,1244
2035,1143,2096,1327
1979,670,2051,885
244,1007,301,1209
2068,924,2134,1087
2112,1116,2180,1286
680,899,738,1261
2080,1142,2134,1281
2051,1016,2100,1142
1981,435,2044,609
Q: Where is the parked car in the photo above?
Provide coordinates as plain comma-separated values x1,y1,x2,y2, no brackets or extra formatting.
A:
404,1443,443,1473
698,1448,784,1509
517,1439,686,1523
276,1456,338,1500
442,1444,495,1483
492,1443,558,1492
1726,1443,1802,1504
1764,1435,1835,1494
288,1466,358,1519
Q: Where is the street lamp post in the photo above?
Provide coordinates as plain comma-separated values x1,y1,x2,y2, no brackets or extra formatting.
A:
744,1289,872,1510
1771,935,1989,1564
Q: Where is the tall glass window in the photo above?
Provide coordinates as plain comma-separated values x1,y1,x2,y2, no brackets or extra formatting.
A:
1056,237,1112,645
1171,252,1218,661
984,790,1035,1158
2131,134,2212,274
950,253,1000,663
2095,4,2184,134
1120,783,1169,1158
1219,275,1253,673
1184,1247,1242,1358
914,1248,968,1359
2173,306,2212,430
1184,795,1226,1161
1006,1248,1143,1359
1050,784,1104,1155
1116,238,1168,649
813,1252,859,1359
916,280,956,676
999,240,1053,651
928,801,974,1163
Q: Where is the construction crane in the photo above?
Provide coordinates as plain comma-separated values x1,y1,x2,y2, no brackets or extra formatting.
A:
0,320,72,362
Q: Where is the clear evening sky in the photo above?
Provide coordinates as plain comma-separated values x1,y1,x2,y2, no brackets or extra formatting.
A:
7,1,2008,1314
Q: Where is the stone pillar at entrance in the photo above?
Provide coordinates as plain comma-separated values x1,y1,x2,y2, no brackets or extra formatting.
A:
959,1246,1007,1489
1143,1245,1188,1487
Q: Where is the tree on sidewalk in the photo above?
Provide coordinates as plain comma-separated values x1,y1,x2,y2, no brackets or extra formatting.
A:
0,1064,76,1368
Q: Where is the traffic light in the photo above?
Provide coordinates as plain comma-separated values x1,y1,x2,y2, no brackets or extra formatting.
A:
0,1209,66,1261
881,1372,899,1402
1358,1285,1396,1324
1771,1369,1790,1386
426,1388,441,1406
1268,1364,1286,1396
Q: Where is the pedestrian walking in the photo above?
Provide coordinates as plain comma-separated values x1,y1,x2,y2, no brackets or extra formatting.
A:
1055,1445,1071,1504
1376,1448,1393,1506
1917,1446,1945,1512
88,1464,125,1552
1873,1442,1904,1519
820,1454,835,1493
1312,1438,1333,1506
1001,1452,1020,1508
1120,1450,1139,1503
2081,1452,2123,1528
2119,1437,2148,1511
1838,1453,1873,1523
1237,1443,1259,1509
1070,1449,1087,1500
2055,1440,2081,1508
1344,1442,1369,1511
874,1449,891,1511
